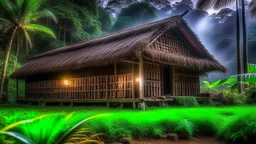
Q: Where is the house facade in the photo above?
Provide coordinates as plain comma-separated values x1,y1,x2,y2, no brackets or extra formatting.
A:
12,16,227,108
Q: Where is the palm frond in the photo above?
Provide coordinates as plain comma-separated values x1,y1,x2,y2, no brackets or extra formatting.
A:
0,18,13,31
22,0,47,22
22,28,32,50
249,0,256,17
0,0,18,22
213,0,236,10
0,18,12,25
196,0,216,11
23,24,56,38
30,9,58,23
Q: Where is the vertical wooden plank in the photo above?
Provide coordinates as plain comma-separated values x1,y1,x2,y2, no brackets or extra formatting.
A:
139,57,144,99
97,77,100,99
132,64,135,99
124,74,127,98
106,76,108,99
160,65,164,96
114,63,117,98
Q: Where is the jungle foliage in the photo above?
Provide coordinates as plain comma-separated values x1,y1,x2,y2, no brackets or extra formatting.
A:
0,106,256,143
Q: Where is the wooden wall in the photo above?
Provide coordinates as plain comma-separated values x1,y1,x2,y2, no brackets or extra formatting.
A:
173,67,200,96
25,60,200,100
25,62,139,99
143,61,161,97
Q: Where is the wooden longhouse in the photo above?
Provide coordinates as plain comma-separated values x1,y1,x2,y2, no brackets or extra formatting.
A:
11,16,227,109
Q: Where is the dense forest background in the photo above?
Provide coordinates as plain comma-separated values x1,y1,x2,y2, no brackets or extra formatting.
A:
0,0,256,101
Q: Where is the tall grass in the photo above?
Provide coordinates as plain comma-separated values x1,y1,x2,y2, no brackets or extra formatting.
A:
0,105,255,143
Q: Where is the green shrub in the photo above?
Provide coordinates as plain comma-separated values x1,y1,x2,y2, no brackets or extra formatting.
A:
175,96,199,107
245,85,256,104
222,91,247,105
218,113,256,144
174,119,194,139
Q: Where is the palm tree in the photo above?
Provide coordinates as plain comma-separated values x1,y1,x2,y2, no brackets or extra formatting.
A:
196,0,256,92
0,0,57,102
249,0,256,16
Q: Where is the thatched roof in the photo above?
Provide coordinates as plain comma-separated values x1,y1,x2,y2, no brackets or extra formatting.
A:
12,16,227,78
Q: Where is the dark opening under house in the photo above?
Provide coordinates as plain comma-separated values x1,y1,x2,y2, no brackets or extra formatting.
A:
12,16,227,108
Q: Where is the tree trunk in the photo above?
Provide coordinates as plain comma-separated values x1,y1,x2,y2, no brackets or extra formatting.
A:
0,27,17,103
236,0,243,93
241,0,248,88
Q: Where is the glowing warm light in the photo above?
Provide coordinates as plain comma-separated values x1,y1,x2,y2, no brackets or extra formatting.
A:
136,78,141,82
63,80,69,86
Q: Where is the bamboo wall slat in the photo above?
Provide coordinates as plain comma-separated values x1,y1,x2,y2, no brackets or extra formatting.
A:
144,62,161,97
151,33,191,56
26,73,134,99
174,67,200,96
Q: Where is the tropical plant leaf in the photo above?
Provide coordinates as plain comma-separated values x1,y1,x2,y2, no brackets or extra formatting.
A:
22,28,32,49
23,24,56,38
0,114,48,132
202,81,212,88
0,0,18,22
55,114,111,144
30,9,58,23
248,63,256,73
217,77,237,86
0,131,36,144
229,82,250,91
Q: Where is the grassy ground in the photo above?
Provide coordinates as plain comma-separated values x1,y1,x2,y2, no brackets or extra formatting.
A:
0,105,255,143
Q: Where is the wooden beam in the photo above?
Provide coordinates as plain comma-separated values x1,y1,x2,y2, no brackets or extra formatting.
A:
122,60,139,64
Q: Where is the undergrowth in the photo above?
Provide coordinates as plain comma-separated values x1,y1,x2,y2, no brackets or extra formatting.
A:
0,106,255,143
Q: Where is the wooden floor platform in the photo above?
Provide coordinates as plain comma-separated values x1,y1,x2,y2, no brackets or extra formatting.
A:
16,96,217,109
16,97,175,109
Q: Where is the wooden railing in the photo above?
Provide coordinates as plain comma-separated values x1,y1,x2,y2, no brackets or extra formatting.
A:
26,73,134,99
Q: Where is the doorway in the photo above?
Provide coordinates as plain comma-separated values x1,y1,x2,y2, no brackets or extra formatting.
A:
162,65,173,96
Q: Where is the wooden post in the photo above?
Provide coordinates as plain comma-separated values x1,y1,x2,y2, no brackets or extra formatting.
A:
106,76,108,99
16,78,19,100
139,57,144,99
106,102,110,108
114,63,117,98
132,101,136,109
132,64,135,99
138,57,145,110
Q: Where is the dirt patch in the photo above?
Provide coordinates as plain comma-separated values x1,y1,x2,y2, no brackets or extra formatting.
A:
133,137,224,144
